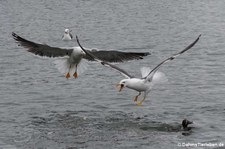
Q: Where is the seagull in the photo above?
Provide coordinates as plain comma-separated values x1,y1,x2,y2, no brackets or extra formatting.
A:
12,32,150,79
76,35,201,105
62,28,73,41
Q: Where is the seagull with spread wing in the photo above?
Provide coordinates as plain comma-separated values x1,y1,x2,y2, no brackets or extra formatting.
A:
76,35,201,105
12,32,150,79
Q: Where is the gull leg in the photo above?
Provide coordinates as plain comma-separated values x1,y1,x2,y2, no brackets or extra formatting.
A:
73,72,78,78
137,97,146,106
66,65,71,79
137,91,150,106
73,64,78,79
133,92,141,102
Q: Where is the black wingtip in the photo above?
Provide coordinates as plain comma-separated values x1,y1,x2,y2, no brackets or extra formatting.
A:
12,32,18,38
12,32,23,42
12,32,21,43
191,34,201,47
145,52,151,56
135,52,151,58
76,35,85,52
140,52,151,57
196,34,201,43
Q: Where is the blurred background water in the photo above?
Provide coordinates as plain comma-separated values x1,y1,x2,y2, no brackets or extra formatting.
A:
1,0,225,148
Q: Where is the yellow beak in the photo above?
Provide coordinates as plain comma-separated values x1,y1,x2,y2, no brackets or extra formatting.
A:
116,84,124,92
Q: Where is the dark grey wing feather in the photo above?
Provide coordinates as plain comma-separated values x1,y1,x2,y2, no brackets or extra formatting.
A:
69,33,73,39
76,35,133,78
100,61,134,78
143,34,201,81
12,32,73,57
75,35,150,63
84,50,149,62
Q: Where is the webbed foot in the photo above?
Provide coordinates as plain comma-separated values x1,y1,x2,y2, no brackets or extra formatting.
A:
66,72,70,79
137,101,143,106
73,72,78,78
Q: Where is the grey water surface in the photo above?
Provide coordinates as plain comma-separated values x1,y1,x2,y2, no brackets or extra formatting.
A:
1,0,225,149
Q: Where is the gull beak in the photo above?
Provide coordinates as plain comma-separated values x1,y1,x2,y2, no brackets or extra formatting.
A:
116,84,124,92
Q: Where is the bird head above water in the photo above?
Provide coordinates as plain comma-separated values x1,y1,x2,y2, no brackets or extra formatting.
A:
182,119,193,130
64,28,70,34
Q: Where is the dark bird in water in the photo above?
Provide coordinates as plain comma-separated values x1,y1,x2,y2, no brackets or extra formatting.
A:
181,119,193,136
164,119,194,132
182,119,193,131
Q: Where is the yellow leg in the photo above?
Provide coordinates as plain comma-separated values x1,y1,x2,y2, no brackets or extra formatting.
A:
66,72,70,79
73,72,78,78
137,97,146,106
133,92,141,102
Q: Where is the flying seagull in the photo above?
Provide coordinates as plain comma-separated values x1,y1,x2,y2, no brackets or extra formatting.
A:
62,29,73,41
12,32,150,79
76,35,201,105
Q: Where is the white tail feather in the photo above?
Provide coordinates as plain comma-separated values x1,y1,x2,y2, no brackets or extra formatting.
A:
54,57,76,76
54,58,88,77
77,60,88,75
54,57,70,75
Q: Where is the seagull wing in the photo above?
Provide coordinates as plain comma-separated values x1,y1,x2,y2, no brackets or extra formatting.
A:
12,32,73,58
78,38,150,62
76,36,133,79
83,50,150,63
143,34,201,81
69,32,73,39
101,61,134,78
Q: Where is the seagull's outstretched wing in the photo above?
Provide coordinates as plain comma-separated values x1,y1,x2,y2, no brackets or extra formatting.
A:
143,34,201,81
76,36,133,79
84,50,150,63
79,38,150,63
12,32,73,58
100,61,134,78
